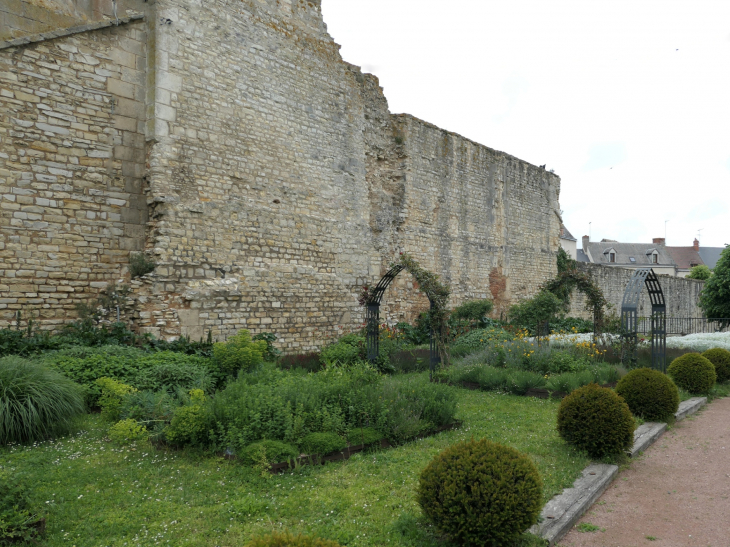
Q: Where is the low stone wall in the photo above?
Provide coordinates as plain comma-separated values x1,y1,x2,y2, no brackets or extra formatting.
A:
567,263,704,320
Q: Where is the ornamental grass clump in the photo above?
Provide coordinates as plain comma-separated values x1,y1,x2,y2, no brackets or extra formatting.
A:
701,348,730,383
0,356,85,445
245,531,342,547
557,383,634,458
615,368,679,421
667,353,716,394
417,439,542,546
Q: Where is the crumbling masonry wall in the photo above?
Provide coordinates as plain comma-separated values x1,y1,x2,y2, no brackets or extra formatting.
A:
1,0,562,350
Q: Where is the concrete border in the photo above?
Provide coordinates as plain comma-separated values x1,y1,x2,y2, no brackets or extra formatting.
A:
629,422,667,457
530,464,618,545
675,397,707,421
0,14,144,50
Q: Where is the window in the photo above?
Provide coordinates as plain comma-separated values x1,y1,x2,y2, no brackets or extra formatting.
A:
629,257,636,263
652,254,658,264
609,252,616,263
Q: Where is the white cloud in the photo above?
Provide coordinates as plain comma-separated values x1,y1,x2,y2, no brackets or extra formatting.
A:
321,0,730,247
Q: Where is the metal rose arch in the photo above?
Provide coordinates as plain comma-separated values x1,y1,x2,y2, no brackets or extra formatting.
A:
364,269,442,378
620,268,667,371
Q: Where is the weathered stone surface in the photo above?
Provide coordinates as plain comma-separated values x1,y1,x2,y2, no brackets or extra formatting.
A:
530,463,618,545
629,422,667,457
675,397,707,421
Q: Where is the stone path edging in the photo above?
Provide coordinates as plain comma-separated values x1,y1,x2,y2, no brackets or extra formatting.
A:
533,396,708,545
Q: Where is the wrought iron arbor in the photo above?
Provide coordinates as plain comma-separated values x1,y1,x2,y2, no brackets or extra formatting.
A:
365,265,440,374
620,268,667,371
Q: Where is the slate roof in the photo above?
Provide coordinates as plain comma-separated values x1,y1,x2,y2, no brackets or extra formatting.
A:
576,249,591,263
585,242,675,267
560,224,577,242
665,246,705,270
698,247,726,269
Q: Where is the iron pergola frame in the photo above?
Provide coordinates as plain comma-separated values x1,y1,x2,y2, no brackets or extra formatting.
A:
620,268,667,371
365,265,440,376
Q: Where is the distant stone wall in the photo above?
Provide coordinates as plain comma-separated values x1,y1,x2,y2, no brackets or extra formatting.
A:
1,0,562,351
567,263,705,320
0,17,148,327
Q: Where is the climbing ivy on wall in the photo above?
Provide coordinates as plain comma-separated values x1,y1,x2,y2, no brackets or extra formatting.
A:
542,255,607,330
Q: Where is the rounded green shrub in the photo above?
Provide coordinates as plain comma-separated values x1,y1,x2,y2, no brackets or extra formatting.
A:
615,368,679,421
300,432,347,455
701,348,730,383
1,356,85,445
213,330,267,376
240,440,298,466
346,427,383,446
417,438,542,546
557,383,634,458
245,531,342,547
667,353,716,394
108,419,148,445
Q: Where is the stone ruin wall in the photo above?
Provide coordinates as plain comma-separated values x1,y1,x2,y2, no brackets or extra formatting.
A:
1,0,562,351
567,263,705,322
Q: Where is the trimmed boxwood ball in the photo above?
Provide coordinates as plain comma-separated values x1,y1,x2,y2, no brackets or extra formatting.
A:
615,368,679,422
667,353,716,394
701,348,730,383
557,383,634,458
417,438,542,546
245,531,342,547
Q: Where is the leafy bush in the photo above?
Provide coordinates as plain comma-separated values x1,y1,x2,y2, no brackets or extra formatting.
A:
278,352,322,373
687,264,712,280
346,427,383,446
0,357,85,445
546,370,595,394
300,432,347,455
505,370,546,395
450,299,494,322
108,418,148,445
395,312,431,346
389,348,431,373
245,531,342,547
557,383,635,458
701,348,730,383
448,327,512,358
699,245,730,319
253,332,282,362
547,350,590,374
129,252,156,278
96,377,137,422
319,334,364,366
449,364,508,391
119,390,179,442
133,354,213,393
213,330,267,377
508,290,564,333
417,439,542,546
0,471,41,543
615,368,679,421
166,389,209,446
667,353,716,394
239,440,299,466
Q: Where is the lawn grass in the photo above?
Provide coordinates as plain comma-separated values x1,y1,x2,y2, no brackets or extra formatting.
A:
2,377,588,547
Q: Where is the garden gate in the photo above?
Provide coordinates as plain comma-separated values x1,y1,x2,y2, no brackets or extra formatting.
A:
365,265,440,375
620,268,667,371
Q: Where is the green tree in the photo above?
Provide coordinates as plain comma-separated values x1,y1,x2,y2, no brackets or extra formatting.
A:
699,246,730,319
687,264,712,280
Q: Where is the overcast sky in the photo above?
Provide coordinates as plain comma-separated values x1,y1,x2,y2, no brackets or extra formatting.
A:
321,0,730,248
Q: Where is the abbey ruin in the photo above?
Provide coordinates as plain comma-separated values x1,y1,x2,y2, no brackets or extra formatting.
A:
1,0,565,350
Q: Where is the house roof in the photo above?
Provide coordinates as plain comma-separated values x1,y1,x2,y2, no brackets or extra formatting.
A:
585,241,675,267
560,224,577,242
665,246,704,270
698,247,725,269
576,249,591,263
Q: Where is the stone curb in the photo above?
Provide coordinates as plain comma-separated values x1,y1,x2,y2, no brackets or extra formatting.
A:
534,397,708,544
629,422,667,457
0,14,144,50
530,463,618,546
675,397,707,421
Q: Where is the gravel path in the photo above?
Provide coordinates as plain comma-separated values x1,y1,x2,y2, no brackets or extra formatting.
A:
558,396,730,547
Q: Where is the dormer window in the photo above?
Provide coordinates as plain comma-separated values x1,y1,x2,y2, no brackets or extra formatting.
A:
629,257,636,263
609,252,616,263
646,249,659,264
652,254,658,264
603,248,617,263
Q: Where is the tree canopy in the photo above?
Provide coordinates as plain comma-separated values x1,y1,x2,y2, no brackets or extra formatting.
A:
699,246,730,319
687,264,712,280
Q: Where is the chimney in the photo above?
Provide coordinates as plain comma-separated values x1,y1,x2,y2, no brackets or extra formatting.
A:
582,235,589,253
652,238,665,246
693,238,700,251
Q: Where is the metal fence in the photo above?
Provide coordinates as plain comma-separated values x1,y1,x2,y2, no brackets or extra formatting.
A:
635,317,730,336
